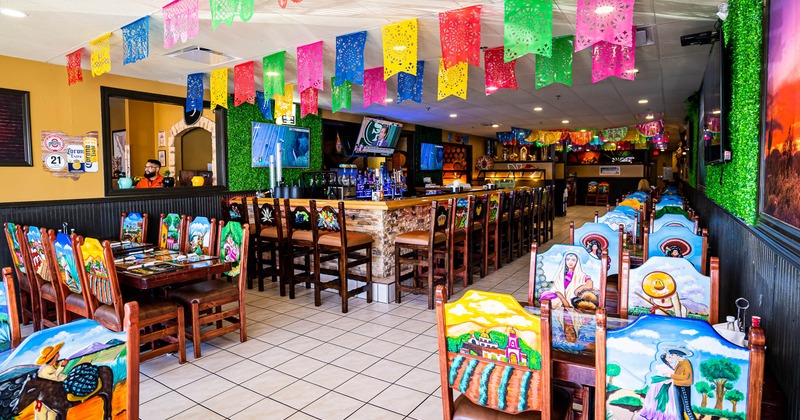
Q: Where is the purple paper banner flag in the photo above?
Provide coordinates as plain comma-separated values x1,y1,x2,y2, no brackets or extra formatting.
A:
364,67,387,107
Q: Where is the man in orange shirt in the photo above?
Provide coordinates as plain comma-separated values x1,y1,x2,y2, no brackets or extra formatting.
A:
137,159,164,188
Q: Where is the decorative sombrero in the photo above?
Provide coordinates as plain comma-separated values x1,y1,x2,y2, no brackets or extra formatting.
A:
659,238,691,257
581,234,609,254
641,271,677,299
36,342,65,365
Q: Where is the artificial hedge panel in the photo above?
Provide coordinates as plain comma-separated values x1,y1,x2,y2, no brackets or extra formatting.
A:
226,97,322,191
684,92,700,188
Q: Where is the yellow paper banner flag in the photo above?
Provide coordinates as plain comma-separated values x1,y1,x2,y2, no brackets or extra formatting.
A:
275,84,294,120
211,68,229,109
90,33,112,77
383,19,418,80
437,58,468,100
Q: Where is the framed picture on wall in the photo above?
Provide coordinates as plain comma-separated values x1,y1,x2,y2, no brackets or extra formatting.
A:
0,88,32,166
158,131,166,147
761,0,800,239
158,150,166,166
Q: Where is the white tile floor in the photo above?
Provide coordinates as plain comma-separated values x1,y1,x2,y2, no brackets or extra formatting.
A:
139,206,602,419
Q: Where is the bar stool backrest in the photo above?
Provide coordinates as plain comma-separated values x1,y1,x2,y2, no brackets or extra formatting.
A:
120,212,148,243
253,198,283,232
487,192,501,223
185,216,218,256
222,197,248,223
452,196,472,233
473,194,488,226
286,201,313,237
432,199,452,235
158,213,186,251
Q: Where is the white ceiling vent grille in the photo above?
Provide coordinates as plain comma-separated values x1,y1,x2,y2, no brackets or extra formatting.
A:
636,26,656,47
164,46,238,66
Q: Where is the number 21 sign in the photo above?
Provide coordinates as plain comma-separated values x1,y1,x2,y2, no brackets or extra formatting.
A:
40,130,99,180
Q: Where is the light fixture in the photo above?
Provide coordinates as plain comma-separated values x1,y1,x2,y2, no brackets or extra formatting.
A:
646,114,654,120
717,3,729,21
580,129,587,132
562,120,570,124
638,99,649,104
0,8,28,18
449,113,458,118
712,109,721,114
594,5,615,14
385,98,394,103
626,68,640,74
533,107,543,112
492,123,500,128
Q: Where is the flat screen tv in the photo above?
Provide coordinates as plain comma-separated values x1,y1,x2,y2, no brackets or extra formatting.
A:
251,122,311,168
352,117,403,156
701,33,731,165
419,143,444,170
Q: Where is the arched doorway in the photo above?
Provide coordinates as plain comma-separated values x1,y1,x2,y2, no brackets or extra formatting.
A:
167,116,216,185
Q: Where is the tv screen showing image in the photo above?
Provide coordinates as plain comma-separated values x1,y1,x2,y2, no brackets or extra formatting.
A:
420,143,444,170
251,122,311,168
352,117,403,155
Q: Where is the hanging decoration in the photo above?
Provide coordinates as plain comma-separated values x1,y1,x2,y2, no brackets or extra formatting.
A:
331,77,352,113
186,73,204,113
122,16,149,65
591,30,636,83
297,41,324,92
511,127,532,143
484,47,518,95
210,67,228,109
364,67,387,107
210,0,254,30
496,132,515,144
274,84,294,119
539,130,565,145
575,0,635,51
335,31,367,86
300,88,318,118
535,35,573,89
255,91,273,120
398,61,425,104
601,126,628,142
66,49,84,85
636,119,664,137
437,58,468,100
382,19,418,79
163,0,199,49
569,131,593,145
439,5,482,69
620,127,639,143
504,0,553,62
277,0,302,8
263,51,286,100
89,33,112,77
234,61,255,106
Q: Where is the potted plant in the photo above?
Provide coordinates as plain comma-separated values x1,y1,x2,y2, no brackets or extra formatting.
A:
162,170,175,188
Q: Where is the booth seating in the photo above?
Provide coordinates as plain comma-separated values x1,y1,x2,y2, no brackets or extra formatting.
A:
310,200,373,313
21,226,64,329
253,198,285,292
119,212,148,244
395,199,452,310
643,225,709,275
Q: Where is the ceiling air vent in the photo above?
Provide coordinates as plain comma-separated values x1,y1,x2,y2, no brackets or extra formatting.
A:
164,46,238,66
636,26,656,47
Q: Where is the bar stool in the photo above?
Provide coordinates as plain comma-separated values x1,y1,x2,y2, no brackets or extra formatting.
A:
448,195,473,290
510,189,527,260
4,222,39,330
500,190,515,264
546,184,556,241
483,192,502,276
469,193,488,281
283,199,324,299
311,200,373,313
535,186,548,244
253,197,284,292
395,199,452,310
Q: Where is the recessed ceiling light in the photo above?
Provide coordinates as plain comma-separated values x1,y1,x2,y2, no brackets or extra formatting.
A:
626,68,640,74
562,120,570,124
638,99,649,104
385,98,394,103
0,8,28,18
646,114,654,120
712,109,721,114
533,107,543,112
594,5,615,14
449,113,458,118
492,123,500,128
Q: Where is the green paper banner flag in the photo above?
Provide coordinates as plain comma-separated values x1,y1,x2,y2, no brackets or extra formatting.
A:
535,36,573,89
331,77,352,113
504,0,553,62
263,51,285,99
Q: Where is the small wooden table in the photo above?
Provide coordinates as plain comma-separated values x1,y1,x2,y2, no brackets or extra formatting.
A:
115,254,231,290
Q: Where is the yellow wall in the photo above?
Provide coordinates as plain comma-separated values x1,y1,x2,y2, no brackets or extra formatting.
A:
0,55,190,203
127,99,155,179
180,128,213,171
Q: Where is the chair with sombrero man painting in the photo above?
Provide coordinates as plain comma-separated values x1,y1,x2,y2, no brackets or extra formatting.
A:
643,225,709,275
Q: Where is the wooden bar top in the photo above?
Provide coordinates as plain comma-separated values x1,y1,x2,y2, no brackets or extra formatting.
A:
280,188,513,211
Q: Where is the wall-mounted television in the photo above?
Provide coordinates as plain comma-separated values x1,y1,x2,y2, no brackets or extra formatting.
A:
251,122,311,168
352,117,402,156
419,143,443,170
701,32,731,165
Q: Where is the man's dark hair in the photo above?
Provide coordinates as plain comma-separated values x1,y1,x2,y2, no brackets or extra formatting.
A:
147,159,161,168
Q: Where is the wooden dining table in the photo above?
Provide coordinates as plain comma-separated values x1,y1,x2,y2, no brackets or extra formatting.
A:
113,249,232,290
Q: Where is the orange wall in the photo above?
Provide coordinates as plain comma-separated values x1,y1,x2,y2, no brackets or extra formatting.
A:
0,55,190,203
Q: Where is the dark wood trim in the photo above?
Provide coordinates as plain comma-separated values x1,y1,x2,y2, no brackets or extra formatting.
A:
0,88,32,167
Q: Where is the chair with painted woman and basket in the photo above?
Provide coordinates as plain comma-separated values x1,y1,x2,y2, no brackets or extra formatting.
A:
184,216,218,256
45,232,92,322
21,226,65,329
120,212,148,244
650,210,700,235
435,286,572,419
644,225,709,275
171,221,249,358
158,213,186,252
619,253,720,324
74,236,186,363
253,197,285,292
4,222,39,330
595,310,765,420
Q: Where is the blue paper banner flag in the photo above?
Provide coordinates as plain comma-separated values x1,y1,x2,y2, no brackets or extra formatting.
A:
511,127,532,143
186,73,204,113
398,60,425,104
256,91,274,120
335,31,367,86
496,131,514,143
122,16,149,65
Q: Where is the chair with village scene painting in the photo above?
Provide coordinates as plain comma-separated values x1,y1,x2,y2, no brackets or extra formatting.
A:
120,212,148,244
158,213,186,252
4,222,39,330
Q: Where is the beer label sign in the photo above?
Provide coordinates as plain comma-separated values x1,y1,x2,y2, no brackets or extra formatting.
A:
40,130,99,179
83,137,98,173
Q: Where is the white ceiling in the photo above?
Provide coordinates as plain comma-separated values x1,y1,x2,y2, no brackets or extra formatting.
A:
0,0,721,140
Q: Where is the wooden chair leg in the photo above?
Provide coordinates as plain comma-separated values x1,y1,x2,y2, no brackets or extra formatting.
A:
395,244,402,304
176,308,186,364
239,302,247,344
313,249,322,307
366,245,373,303
340,252,348,314
191,302,202,359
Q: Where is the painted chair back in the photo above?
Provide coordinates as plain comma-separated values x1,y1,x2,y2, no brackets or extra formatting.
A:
571,221,624,276
158,213,186,251
654,206,693,220
587,181,599,194
595,311,765,420
651,213,700,235
452,195,473,235
253,198,282,237
0,303,140,420
0,268,21,351
217,220,250,279
436,286,552,418
655,196,685,211
50,233,83,296
222,197,248,224
528,243,607,310
3,222,27,277
487,192,501,224
598,182,610,194
473,193,488,228
74,237,124,329
24,226,53,284
286,202,313,238
644,226,709,275
620,254,719,324
119,212,148,243
597,210,639,243
185,216,217,256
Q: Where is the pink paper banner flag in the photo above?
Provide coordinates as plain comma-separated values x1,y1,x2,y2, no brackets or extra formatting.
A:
484,47,518,95
364,67,387,107
66,48,84,85
163,0,199,49
277,0,302,8
439,5,482,69
636,119,664,137
300,88,318,118
575,0,635,51
590,30,636,83
297,41,324,92
234,61,255,106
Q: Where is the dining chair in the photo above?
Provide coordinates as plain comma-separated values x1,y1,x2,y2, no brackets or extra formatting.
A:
184,216,218,256
643,225,709,275
46,232,92,321
120,212,148,243
570,221,624,277
222,197,256,289
435,286,571,419
585,181,600,205
528,243,608,311
74,236,186,363
310,200,373,313
595,309,765,419
596,209,639,245
158,213,186,251
3,222,38,329
650,212,700,234
170,220,249,359
253,197,284,292
22,226,64,328
1,267,22,349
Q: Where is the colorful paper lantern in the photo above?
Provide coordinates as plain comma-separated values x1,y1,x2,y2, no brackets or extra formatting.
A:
437,59,468,101
234,61,255,106
66,49,84,85
637,119,664,137
122,16,149,65
297,41,324,92
575,0,635,51
331,77,352,113
535,36,573,89
484,47,518,95
89,33,112,77
186,73,204,113
364,67,387,107
300,88,318,118
383,19,418,79
163,0,199,49
439,5,482,69
504,0,553,62
335,31,367,86
398,61,425,104
591,31,636,83
210,68,228,110
263,51,286,100
210,0,254,30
